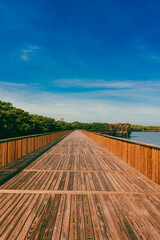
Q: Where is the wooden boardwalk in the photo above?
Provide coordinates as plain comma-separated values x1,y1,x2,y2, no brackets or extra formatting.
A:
0,130,160,239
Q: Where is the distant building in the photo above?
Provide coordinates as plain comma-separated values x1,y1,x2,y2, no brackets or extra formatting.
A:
59,118,64,122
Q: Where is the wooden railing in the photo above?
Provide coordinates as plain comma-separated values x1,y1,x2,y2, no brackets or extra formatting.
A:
0,130,72,168
81,130,160,184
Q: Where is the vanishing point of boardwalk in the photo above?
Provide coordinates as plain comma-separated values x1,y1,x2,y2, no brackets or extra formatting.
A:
0,131,160,239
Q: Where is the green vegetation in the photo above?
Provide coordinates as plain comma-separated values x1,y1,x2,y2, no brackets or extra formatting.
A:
0,100,109,139
0,100,63,139
131,125,160,132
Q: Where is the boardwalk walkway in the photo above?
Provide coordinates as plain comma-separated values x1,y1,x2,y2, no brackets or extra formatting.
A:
0,130,160,239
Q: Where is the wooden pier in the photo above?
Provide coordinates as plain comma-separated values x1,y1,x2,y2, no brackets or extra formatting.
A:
0,130,160,239
87,122,131,137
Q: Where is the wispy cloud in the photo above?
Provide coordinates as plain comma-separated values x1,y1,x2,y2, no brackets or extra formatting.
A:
149,55,160,63
133,39,160,63
0,80,160,125
0,81,26,88
20,45,39,62
54,79,136,88
151,56,159,60
54,79,160,90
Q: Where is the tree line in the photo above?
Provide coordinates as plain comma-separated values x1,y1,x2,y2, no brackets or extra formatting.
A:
131,125,160,132
1,100,159,140
0,100,110,139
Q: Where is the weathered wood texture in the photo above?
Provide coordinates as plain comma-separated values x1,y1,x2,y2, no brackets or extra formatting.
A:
0,130,160,239
82,130,160,185
0,130,72,168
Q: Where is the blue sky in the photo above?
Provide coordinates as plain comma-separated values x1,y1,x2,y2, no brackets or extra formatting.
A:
0,0,160,124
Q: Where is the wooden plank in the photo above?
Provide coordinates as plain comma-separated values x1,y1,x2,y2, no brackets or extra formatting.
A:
0,142,7,167
76,194,86,239
51,194,66,239
60,194,71,239
7,141,16,164
21,138,27,157
16,139,22,159
147,147,152,180
69,194,77,239
82,194,95,239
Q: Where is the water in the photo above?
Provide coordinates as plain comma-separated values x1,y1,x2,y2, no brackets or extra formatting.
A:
128,131,160,146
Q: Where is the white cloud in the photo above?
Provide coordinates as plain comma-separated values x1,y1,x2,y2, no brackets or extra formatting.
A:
20,45,39,62
20,55,30,61
29,46,39,49
54,79,136,89
0,81,26,87
0,81,160,125
54,79,160,90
